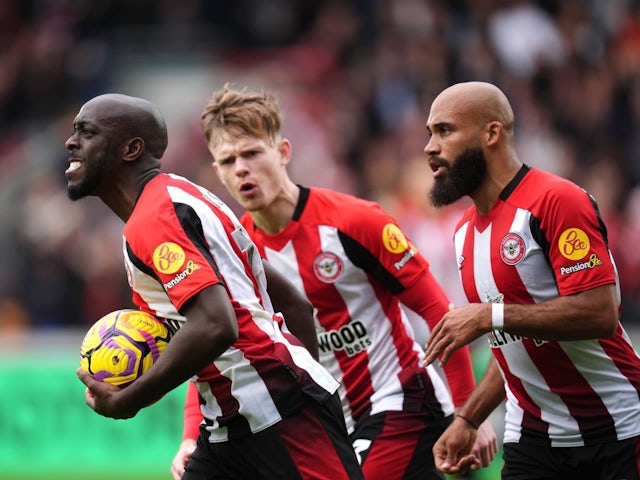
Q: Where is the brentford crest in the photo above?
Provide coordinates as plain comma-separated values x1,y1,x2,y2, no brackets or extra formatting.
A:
313,252,344,283
500,233,525,265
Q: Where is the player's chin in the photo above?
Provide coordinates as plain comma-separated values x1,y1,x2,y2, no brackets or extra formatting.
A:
242,198,265,212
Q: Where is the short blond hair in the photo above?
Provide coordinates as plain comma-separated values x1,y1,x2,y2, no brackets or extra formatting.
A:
201,84,282,148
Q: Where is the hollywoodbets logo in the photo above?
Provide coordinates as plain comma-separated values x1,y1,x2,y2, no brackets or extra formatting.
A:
317,321,372,357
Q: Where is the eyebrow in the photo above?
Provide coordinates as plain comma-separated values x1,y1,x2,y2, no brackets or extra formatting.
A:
428,121,453,132
73,120,98,129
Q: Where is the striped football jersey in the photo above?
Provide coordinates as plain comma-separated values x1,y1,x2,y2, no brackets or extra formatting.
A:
241,186,455,433
122,173,339,442
454,165,640,446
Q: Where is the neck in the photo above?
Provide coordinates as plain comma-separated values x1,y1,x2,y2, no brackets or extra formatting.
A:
102,169,160,222
471,157,522,215
251,181,300,234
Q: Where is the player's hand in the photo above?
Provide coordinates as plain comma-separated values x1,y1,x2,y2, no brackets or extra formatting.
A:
171,438,197,480
433,416,478,474
424,303,489,366
470,420,499,469
76,368,140,419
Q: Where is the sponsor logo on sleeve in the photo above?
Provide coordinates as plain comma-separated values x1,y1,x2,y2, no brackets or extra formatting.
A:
382,223,417,270
153,242,186,274
559,253,603,276
163,260,201,290
500,233,526,265
557,228,603,275
558,228,590,261
313,252,344,283
382,223,409,254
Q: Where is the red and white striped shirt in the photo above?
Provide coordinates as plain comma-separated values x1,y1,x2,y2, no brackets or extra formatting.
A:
122,173,339,442
241,186,462,433
455,165,640,446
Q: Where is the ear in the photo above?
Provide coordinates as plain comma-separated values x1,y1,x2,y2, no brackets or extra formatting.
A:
485,121,502,147
211,160,224,182
278,138,292,166
122,138,144,162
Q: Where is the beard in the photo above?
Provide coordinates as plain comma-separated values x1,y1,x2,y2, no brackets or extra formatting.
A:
429,147,488,207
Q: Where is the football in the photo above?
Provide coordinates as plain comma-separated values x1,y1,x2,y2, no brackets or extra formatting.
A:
79,309,173,387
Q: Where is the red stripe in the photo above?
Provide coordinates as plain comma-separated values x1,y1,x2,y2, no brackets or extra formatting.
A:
276,403,355,480
198,363,243,430
360,411,422,478
293,227,375,420
369,276,419,369
522,340,615,438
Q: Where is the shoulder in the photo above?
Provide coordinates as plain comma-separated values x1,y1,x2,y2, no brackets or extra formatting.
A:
305,188,420,259
138,173,202,203
455,204,476,231
515,168,591,211
305,187,392,227
526,168,584,196
240,211,253,231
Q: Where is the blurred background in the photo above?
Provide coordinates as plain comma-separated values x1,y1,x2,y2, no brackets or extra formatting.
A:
1,0,640,478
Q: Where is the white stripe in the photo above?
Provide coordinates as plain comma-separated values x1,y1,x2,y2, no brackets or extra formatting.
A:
510,208,559,302
167,186,266,315
473,224,499,302
317,225,407,414
200,348,283,442
179,186,339,392
453,221,468,285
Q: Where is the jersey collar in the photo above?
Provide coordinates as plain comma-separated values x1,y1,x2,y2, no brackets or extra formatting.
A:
499,164,530,202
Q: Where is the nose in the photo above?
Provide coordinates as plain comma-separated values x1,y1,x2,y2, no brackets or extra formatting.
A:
424,135,439,157
234,157,250,176
65,133,78,151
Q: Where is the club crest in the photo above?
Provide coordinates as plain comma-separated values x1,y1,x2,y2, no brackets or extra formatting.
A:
500,233,525,265
313,252,344,283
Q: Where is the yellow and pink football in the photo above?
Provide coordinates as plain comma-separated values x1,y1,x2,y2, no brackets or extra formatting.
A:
79,309,172,387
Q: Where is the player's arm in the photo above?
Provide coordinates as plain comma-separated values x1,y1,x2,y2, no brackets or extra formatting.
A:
337,207,476,402
77,283,238,419
425,284,618,367
174,261,317,478
400,267,500,469
433,357,504,474
498,283,618,340
398,270,475,407
262,259,319,360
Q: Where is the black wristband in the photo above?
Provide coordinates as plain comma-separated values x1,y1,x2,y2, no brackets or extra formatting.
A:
456,413,479,429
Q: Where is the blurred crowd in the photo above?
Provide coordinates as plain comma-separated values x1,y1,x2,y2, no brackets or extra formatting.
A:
1,0,640,333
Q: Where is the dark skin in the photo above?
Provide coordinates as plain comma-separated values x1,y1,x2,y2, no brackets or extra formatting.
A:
66,94,317,419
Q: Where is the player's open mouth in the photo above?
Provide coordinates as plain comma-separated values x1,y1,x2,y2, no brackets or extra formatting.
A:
239,182,257,195
428,159,446,177
65,159,83,176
